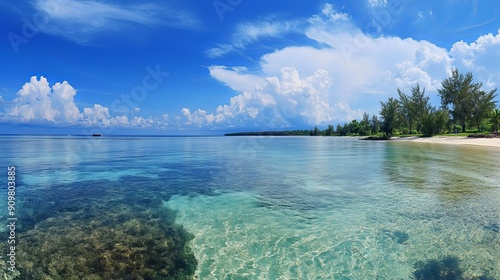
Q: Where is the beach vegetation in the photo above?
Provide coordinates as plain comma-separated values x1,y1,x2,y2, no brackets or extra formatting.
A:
380,97,400,137
370,115,381,135
421,108,449,137
312,126,318,135
398,84,431,134
326,124,334,136
490,108,500,136
438,69,497,132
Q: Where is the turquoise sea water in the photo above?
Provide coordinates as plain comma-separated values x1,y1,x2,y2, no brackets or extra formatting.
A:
1,135,499,279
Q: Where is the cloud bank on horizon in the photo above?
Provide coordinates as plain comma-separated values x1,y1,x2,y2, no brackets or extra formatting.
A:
1,1,500,132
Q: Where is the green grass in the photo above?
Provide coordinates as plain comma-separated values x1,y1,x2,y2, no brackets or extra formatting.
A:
441,130,492,137
439,132,471,137
397,134,424,138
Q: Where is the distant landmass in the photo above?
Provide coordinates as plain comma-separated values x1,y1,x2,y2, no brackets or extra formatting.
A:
225,130,312,136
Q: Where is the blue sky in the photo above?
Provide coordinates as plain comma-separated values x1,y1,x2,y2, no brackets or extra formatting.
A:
1,0,500,134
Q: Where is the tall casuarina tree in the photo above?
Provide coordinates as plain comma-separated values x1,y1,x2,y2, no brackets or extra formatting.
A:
438,69,497,132
380,97,400,137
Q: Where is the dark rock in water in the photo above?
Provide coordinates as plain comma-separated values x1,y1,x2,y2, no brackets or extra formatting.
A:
484,223,499,233
382,229,409,244
413,256,495,280
413,256,462,280
392,230,409,244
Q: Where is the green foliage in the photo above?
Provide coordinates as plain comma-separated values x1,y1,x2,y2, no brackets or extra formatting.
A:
490,108,500,136
361,112,370,125
439,68,497,132
326,124,334,136
436,109,450,134
398,84,431,134
479,118,492,132
358,125,371,136
439,69,474,132
452,124,462,134
398,88,412,132
470,87,498,131
339,122,349,136
358,113,371,136
411,84,432,133
421,108,449,136
336,124,343,136
348,119,360,135
380,97,400,137
313,126,320,136
370,115,380,135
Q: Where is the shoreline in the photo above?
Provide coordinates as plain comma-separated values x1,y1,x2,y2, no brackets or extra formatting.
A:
394,136,500,149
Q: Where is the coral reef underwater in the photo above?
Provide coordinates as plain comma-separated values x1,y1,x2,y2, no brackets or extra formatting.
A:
1,176,197,279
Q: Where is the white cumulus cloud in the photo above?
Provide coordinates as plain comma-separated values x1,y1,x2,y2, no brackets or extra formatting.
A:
181,67,364,129
450,29,500,90
319,3,350,22
3,76,163,129
6,76,76,123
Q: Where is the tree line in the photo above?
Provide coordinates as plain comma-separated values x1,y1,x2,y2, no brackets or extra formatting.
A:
311,69,499,138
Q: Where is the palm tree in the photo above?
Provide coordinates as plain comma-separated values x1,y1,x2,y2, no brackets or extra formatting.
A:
491,108,500,136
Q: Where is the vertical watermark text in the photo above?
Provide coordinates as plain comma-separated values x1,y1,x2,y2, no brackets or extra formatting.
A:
6,166,17,273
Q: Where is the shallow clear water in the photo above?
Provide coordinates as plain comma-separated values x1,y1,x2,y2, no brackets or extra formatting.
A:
1,135,499,279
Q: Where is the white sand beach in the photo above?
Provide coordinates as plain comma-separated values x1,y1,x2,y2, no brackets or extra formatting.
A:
396,136,500,149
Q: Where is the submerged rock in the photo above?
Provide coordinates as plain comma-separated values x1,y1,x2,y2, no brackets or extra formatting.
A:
392,230,409,244
382,229,410,244
483,222,499,233
413,256,495,280
413,256,462,280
